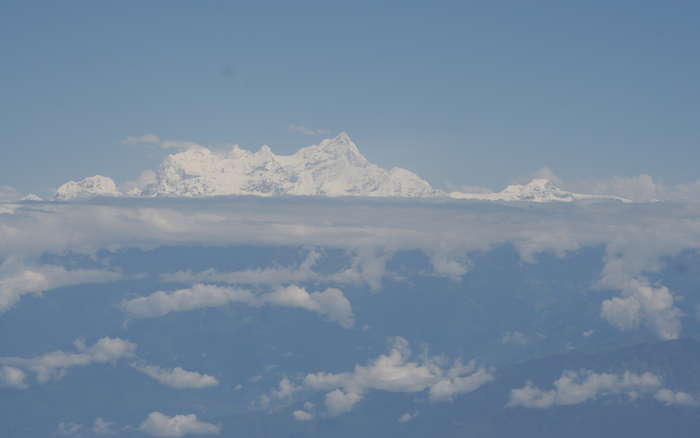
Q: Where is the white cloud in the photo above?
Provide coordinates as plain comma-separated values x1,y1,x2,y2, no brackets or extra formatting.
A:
292,410,314,421
288,124,329,136
0,186,21,202
131,363,219,389
256,376,302,409
0,260,122,313
122,134,161,145
501,331,529,346
122,170,158,195
599,275,682,340
508,369,673,409
122,284,354,328
654,388,697,406
93,417,116,435
162,249,387,292
262,286,355,328
4,196,700,338
428,251,470,281
0,337,136,384
582,174,662,203
325,389,363,416
0,366,27,388
162,250,321,286
428,363,495,402
398,412,416,423
121,134,200,150
566,173,700,203
57,422,83,436
299,337,493,415
139,412,221,437
159,140,202,150
530,167,563,186
121,284,255,319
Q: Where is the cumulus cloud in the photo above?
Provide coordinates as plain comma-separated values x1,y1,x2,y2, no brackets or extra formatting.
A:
507,369,693,409
121,284,255,319
0,260,122,313
262,286,355,328
654,388,697,406
325,389,363,416
293,409,314,421
0,366,27,388
288,124,329,136
428,363,495,402
139,412,221,437
598,264,682,340
0,337,136,385
131,362,219,389
92,417,116,435
428,251,470,281
255,376,303,410
293,337,493,415
122,283,354,328
398,412,417,423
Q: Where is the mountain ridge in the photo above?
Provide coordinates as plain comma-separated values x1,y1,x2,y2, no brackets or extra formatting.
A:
54,133,626,202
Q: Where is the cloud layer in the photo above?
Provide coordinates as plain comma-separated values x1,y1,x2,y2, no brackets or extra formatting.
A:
3,196,700,338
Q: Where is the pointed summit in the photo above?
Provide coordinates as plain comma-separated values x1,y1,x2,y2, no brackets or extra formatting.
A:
308,132,368,167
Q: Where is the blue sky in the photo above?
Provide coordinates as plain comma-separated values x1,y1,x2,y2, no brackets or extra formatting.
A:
2,1,699,195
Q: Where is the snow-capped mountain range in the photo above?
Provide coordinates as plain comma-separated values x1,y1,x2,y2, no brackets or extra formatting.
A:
53,133,626,203
449,178,629,203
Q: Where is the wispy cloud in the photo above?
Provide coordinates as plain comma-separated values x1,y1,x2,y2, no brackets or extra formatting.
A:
0,337,136,385
139,412,221,437
0,260,122,313
288,124,329,136
121,134,201,150
121,283,355,328
131,362,219,389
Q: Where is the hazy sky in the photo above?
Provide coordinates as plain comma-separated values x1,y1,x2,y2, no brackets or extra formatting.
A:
2,1,699,195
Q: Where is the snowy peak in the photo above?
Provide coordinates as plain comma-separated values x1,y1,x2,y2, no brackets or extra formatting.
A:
500,178,576,202
55,175,121,200
297,132,369,168
450,178,628,203
134,133,438,198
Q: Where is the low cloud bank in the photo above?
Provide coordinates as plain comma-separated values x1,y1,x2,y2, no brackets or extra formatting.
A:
508,369,697,408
